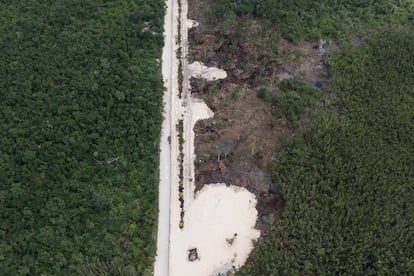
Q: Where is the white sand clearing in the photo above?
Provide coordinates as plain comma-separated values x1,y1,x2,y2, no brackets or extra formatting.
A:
184,98,213,203
188,61,227,81
187,19,199,29
170,184,260,276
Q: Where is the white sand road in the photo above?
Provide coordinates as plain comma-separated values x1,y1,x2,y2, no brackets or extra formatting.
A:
153,0,178,274
154,0,260,275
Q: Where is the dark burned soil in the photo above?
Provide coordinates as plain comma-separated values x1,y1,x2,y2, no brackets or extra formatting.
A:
188,0,328,232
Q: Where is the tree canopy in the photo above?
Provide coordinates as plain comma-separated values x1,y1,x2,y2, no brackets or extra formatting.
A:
0,0,164,274
239,29,414,275
211,0,413,42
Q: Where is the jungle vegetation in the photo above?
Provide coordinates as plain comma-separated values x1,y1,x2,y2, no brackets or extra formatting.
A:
271,77,322,124
204,0,414,274
239,28,414,275
0,0,164,274
211,0,413,42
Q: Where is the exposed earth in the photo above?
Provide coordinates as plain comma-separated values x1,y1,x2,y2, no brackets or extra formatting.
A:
155,0,262,274
188,0,329,232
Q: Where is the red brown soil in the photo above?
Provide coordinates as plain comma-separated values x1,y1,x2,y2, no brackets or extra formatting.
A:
188,0,328,232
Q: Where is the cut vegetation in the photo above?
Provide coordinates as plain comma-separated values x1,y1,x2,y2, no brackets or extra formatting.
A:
188,0,414,274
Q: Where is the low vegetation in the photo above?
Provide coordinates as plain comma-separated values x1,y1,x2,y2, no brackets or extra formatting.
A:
271,77,322,124
177,119,185,229
0,0,164,274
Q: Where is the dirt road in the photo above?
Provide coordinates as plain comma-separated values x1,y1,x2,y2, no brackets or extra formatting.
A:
153,0,178,274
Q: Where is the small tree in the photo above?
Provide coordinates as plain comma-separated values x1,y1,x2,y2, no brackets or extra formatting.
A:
256,87,268,100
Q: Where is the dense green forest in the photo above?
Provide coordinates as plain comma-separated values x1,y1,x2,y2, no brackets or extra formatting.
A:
270,77,322,124
211,0,413,42
0,0,164,274
239,30,414,274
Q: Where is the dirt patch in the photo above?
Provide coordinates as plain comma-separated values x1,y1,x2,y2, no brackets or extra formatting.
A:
188,0,329,233
192,81,288,231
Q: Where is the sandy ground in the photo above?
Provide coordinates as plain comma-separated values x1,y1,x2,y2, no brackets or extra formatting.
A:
170,184,260,276
154,0,179,274
187,19,199,29
188,61,227,81
184,98,214,205
155,0,260,275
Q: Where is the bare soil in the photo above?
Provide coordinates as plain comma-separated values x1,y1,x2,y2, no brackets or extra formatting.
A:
188,0,329,232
